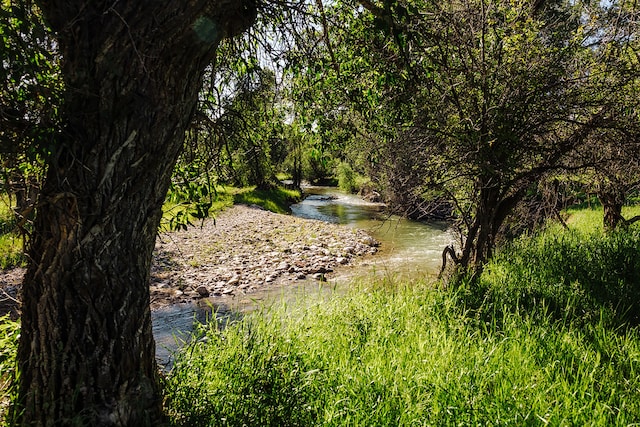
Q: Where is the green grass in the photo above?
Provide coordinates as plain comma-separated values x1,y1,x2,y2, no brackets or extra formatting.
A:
0,316,20,425
464,203,640,328
164,278,640,426
563,202,640,234
163,204,640,426
231,186,301,214
161,185,301,231
0,236,24,270
0,198,25,270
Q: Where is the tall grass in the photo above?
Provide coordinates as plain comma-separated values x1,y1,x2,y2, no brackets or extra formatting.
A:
164,278,640,426
0,316,20,425
469,215,640,327
0,197,25,270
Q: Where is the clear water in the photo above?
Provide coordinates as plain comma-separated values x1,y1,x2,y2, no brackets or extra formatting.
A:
291,186,454,279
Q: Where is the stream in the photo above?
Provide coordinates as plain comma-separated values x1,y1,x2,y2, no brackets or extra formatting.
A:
152,186,454,366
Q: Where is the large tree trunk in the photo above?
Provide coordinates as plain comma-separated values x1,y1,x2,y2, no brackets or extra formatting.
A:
17,1,255,425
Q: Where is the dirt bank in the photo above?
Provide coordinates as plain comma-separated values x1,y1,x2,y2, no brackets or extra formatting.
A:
0,204,378,315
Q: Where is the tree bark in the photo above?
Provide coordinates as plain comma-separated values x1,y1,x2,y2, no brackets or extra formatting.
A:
17,1,255,425
599,189,625,231
459,179,528,275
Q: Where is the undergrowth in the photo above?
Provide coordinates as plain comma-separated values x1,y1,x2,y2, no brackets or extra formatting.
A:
462,208,640,328
0,316,20,425
165,280,640,426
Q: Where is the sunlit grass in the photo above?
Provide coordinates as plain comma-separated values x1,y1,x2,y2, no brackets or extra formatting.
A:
564,203,640,234
0,197,25,270
232,186,301,214
0,316,19,425
164,279,640,426
0,235,24,270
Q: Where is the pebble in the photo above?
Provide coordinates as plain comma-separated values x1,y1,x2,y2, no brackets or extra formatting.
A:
195,285,209,297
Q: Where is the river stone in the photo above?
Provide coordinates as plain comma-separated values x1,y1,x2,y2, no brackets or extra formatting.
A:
362,236,378,246
195,285,209,297
149,204,384,309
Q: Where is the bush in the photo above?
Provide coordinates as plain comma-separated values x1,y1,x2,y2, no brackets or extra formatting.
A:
456,225,640,328
335,162,356,193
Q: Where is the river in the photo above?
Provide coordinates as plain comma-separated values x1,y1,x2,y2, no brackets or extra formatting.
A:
152,186,454,366
290,186,454,280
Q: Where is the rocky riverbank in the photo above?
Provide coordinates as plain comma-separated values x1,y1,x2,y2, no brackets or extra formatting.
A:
150,204,378,308
1,204,379,315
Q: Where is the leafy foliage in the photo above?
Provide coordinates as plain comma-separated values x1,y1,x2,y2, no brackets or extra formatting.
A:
286,0,640,272
0,0,61,217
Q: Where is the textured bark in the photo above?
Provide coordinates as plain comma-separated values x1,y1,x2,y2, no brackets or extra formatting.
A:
17,1,255,425
458,179,529,275
599,190,625,231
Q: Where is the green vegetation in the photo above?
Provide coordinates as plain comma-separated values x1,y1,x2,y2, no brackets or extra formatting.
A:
0,316,19,424
162,185,301,231
564,204,640,234
464,223,640,329
163,207,640,426
232,186,301,214
3,0,639,420
0,199,24,270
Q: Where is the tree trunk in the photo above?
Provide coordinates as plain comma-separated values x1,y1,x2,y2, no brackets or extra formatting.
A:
598,190,625,231
17,1,255,425
459,180,527,275
470,185,500,271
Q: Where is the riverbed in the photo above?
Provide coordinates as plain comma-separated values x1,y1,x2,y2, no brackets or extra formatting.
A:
152,187,454,366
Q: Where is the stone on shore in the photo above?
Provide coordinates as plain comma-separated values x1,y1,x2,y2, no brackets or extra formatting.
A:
149,204,378,308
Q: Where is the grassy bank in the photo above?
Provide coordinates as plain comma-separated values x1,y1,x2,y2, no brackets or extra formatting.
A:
164,281,640,426
3,205,640,425
161,185,301,231
163,208,640,426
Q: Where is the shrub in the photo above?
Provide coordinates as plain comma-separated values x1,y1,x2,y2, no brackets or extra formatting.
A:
335,162,356,193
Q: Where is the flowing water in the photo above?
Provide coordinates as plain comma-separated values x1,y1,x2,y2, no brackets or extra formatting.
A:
290,186,454,279
153,186,454,366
